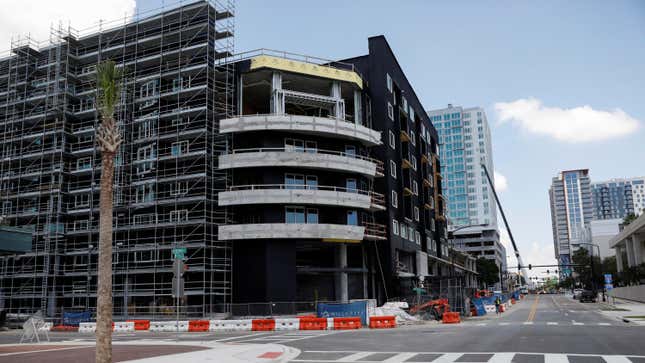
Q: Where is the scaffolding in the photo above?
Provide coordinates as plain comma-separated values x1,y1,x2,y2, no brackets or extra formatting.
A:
0,0,235,319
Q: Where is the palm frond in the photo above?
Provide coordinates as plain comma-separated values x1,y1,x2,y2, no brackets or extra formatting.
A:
96,60,124,118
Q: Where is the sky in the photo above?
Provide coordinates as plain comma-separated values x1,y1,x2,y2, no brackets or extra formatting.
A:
2,0,644,280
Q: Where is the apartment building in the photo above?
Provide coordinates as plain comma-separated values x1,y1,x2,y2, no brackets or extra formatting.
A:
0,0,235,317
592,177,645,220
548,169,593,277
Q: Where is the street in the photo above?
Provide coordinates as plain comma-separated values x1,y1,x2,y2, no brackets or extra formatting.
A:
1,295,645,362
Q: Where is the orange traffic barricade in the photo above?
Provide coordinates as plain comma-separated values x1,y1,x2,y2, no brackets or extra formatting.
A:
127,320,150,331
333,317,361,330
299,317,327,330
499,304,506,312
252,319,276,331
189,320,210,332
442,312,461,324
369,316,396,329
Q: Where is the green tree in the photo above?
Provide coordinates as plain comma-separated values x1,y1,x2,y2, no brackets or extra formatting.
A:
623,213,637,226
572,248,602,290
95,60,124,363
476,258,500,287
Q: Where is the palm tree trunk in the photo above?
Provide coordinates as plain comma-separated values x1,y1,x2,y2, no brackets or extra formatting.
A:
96,151,115,363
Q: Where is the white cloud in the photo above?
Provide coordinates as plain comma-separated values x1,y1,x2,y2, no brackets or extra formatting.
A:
495,97,639,143
494,171,508,192
525,241,557,279
0,0,136,53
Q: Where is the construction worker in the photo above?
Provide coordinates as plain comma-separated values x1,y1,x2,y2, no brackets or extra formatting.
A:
495,296,502,315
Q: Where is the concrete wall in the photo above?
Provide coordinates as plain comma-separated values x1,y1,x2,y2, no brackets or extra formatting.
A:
609,285,645,303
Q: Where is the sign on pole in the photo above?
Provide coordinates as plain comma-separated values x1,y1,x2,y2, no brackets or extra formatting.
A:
172,247,187,260
604,273,613,291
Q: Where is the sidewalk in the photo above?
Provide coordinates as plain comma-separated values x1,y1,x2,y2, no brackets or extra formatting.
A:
0,340,301,363
598,296,645,325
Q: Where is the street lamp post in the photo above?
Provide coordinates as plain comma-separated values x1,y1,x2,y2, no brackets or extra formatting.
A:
448,223,487,282
578,242,604,302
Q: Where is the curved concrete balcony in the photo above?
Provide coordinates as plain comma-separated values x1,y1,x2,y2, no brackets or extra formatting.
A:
218,148,384,178
219,114,382,146
218,184,385,211
218,223,366,242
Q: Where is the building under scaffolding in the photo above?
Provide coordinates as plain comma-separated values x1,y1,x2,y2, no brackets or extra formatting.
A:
0,0,235,318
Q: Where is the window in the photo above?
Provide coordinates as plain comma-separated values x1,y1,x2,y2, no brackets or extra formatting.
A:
140,79,159,98
391,190,398,208
1,201,12,215
388,102,394,120
347,210,358,225
410,108,415,122
172,117,187,126
74,220,89,231
415,231,421,245
76,157,92,170
344,145,356,158
306,208,319,224
170,181,188,196
135,250,157,263
346,178,357,193
402,96,408,113
285,138,305,152
134,213,156,225
390,160,397,179
74,194,90,208
136,145,155,174
386,73,393,92
137,120,155,139
170,209,188,222
413,181,418,195
410,130,416,146
171,141,188,156
411,157,417,171
286,207,305,224
389,130,396,149
400,224,407,239
285,173,305,189
306,175,318,190
135,184,155,203
414,206,419,221
408,226,415,242
392,220,399,236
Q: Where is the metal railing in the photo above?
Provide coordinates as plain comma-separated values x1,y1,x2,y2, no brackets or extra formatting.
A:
227,183,385,206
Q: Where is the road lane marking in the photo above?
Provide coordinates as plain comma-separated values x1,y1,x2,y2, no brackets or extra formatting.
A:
602,356,632,363
527,294,540,322
341,352,374,361
523,321,533,325
382,352,418,362
433,353,463,362
598,322,611,326
572,321,584,325
544,353,568,362
547,322,558,325
499,322,510,326
491,352,515,362
213,332,272,342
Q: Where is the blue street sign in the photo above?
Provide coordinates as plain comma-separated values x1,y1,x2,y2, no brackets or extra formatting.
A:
604,274,613,284
605,283,613,291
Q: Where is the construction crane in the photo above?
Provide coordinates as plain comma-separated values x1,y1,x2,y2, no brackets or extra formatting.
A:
480,163,529,282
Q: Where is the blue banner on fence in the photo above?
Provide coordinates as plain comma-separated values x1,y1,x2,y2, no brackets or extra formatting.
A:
62,311,92,326
317,301,368,325
472,298,487,316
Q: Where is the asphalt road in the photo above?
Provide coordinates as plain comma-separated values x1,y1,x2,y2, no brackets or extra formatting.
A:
1,294,644,362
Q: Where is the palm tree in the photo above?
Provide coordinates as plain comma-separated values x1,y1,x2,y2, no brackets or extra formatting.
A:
95,60,123,363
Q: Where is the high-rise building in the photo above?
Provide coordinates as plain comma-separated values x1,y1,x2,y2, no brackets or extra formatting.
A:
549,169,593,276
426,105,505,288
592,177,645,220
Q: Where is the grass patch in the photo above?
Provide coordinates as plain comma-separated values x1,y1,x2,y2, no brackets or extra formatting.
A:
624,315,645,319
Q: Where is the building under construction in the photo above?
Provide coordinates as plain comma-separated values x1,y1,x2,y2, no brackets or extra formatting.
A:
0,1,462,318
0,0,235,318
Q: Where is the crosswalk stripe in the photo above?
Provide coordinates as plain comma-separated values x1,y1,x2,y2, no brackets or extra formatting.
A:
543,353,568,362
499,322,510,326
432,353,462,362
547,322,558,325
523,322,533,325
572,321,584,325
602,355,632,363
598,323,611,326
382,353,418,362
491,352,515,362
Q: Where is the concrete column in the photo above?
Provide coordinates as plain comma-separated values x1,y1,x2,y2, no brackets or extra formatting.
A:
353,90,362,125
626,237,636,267
270,72,282,114
335,244,348,302
634,235,644,266
616,246,624,273
330,81,344,119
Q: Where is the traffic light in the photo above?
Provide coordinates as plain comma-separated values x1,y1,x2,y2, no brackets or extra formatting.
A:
529,264,532,270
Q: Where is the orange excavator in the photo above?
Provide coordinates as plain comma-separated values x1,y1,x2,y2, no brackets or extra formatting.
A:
409,298,451,321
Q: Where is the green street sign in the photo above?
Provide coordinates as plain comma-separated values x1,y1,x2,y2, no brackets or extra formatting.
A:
172,247,187,259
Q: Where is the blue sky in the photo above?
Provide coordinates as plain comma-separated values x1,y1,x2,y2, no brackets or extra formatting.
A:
136,0,645,274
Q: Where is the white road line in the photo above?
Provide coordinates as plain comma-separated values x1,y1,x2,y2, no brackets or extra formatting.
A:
602,356,632,363
543,353,568,362
523,322,534,325
340,352,374,361
547,322,558,325
0,346,91,357
598,322,611,326
476,323,487,326
212,332,271,342
382,352,418,362
499,322,510,326
432,353,463,362
490,352,515,362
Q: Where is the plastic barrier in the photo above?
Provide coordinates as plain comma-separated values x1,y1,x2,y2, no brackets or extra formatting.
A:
149,321,189,332
189,320,210,332
113,321,135,332
511,298,516,305
333,317,361,330
127,320,150,331
209,319,252,331
484,304,496,314
442,312,461,324
275,318,299,331
79,322,96,333
299,317,327,330
369,316,396,329
326,318,335,330
252,319,275,331
499,304,506,313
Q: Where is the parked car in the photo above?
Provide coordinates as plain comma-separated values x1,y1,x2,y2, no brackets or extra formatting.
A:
579,290,597,303
573,289,584,299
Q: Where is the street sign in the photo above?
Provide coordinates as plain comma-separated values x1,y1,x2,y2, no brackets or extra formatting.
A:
604,274,613,284
172,247,187,260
